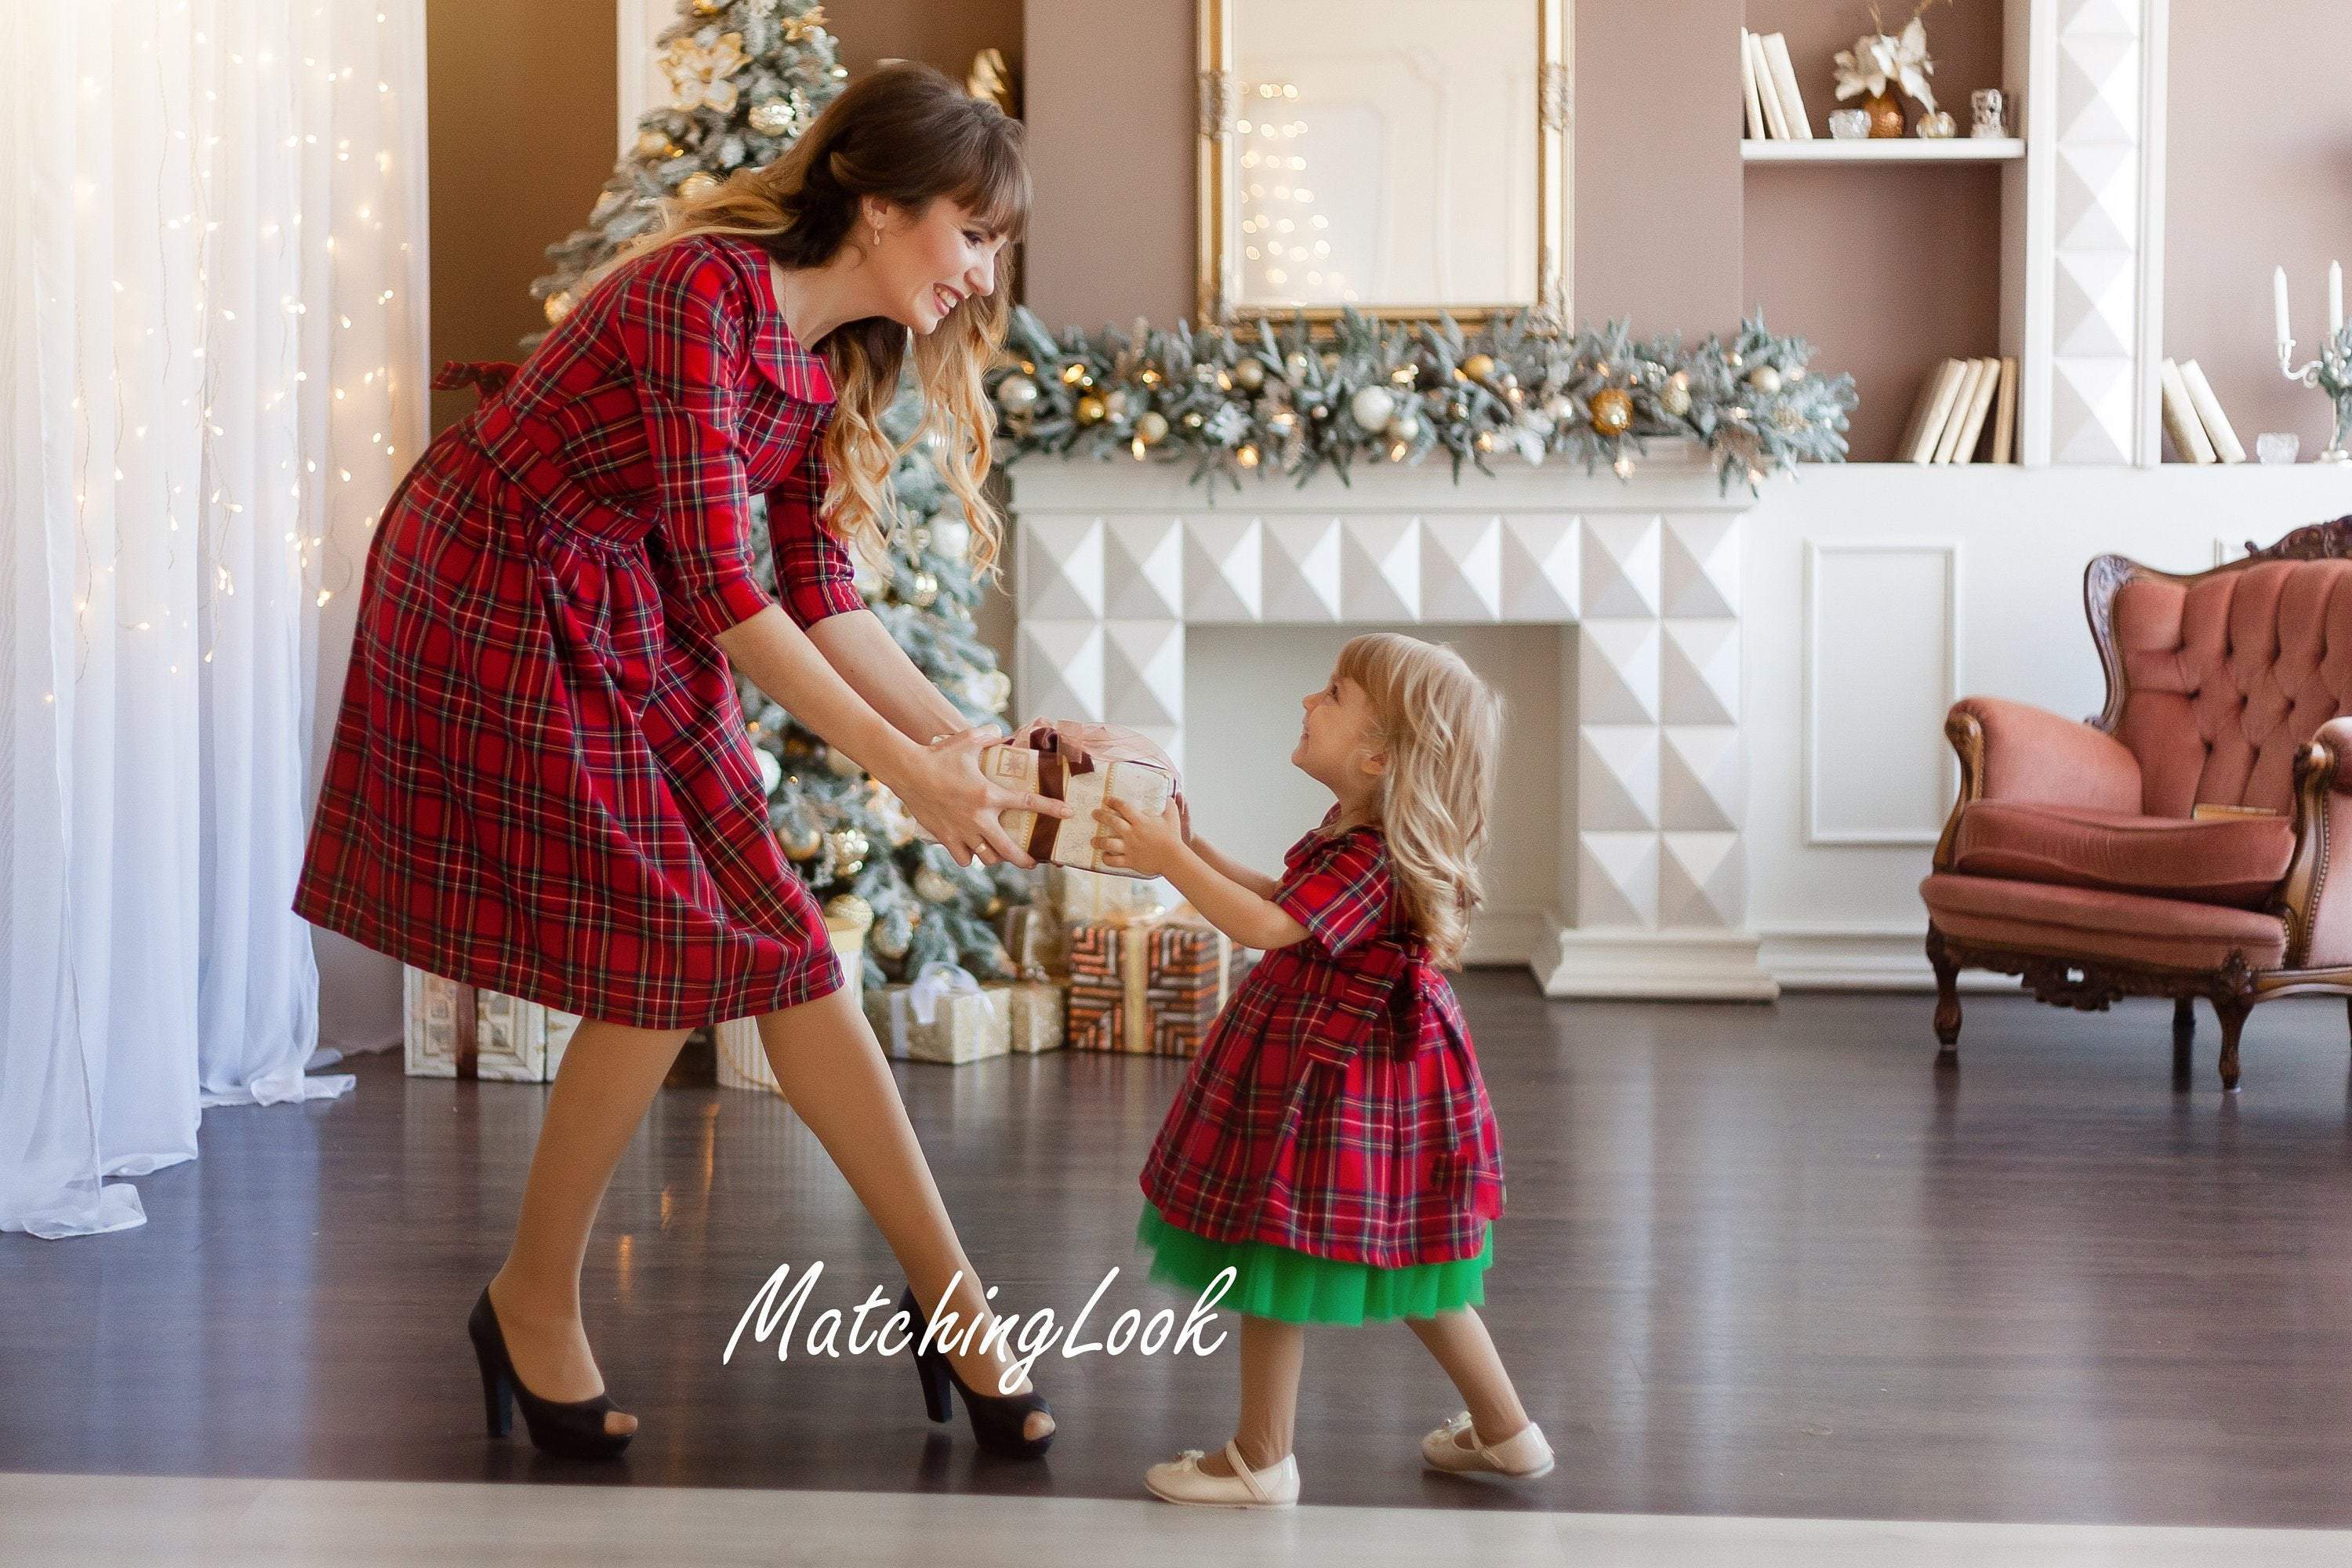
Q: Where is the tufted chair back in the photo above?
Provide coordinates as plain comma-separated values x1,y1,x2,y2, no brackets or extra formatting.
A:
2106,557,2352,818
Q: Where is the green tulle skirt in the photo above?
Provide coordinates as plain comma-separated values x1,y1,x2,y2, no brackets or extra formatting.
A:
1134,1200,1492,1327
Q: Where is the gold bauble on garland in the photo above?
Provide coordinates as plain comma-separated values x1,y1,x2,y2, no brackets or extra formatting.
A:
691,0,724,13
779,820,822,859
1747,364,1784,395
1075,394,1108,424
1462,352,1497,383
824,891,873,928
913,867,960,904
1134,410,1170,445
1588,387,1634,437
678,171,720,201
871,921,910,961
1234,358,1265,390
1661,373,1693,418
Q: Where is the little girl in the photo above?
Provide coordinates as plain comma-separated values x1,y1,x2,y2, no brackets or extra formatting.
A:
1094,631,1550,1508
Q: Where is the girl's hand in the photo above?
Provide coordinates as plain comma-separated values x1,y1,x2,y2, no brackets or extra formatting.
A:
891,728,1072,869
1094,795,1186,879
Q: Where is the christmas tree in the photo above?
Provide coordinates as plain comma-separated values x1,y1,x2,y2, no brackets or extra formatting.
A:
530,0,1031,985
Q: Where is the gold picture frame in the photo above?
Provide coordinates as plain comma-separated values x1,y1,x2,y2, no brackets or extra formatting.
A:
1195,0,1571,333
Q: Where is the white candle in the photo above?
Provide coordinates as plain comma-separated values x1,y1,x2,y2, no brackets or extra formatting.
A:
2277,266,2293,347
2332,261,2344,337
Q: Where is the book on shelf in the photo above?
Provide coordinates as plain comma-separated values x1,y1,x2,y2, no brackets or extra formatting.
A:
2158,358,2218,463
2178,359,2246,463
1739,28,1769,141
1931,359,1992,463
1899,359,1966,465
1949,357,2002,464
1748,30,1791,140
1760,32,1813,140
1989,358,2019,465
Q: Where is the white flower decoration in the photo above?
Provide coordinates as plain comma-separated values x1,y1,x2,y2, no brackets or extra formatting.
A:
662,30,749,114
1832,18,1937,113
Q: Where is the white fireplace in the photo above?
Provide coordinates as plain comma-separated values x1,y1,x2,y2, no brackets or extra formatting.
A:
1007,442,1777,1000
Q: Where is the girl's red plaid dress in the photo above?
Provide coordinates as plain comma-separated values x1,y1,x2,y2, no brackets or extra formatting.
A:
1139,812,1507,1270
294,234,866,1029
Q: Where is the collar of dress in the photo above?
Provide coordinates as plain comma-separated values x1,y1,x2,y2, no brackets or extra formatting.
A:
739,239,838,407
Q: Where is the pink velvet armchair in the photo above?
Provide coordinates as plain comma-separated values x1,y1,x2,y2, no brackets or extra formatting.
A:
1922,517,2352,1091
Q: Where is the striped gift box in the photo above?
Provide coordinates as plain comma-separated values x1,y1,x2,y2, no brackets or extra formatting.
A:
1065,912,1246,1057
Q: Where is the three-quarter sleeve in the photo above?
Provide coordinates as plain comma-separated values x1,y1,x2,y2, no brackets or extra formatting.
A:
1273,828,1393,957
766,432,867,629
615,243,776,640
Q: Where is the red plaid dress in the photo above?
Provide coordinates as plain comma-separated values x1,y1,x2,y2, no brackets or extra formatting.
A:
1139,811,1506,1269
293,234,866,1029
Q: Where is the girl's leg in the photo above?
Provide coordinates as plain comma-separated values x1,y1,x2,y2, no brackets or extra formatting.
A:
488,1018,693,1438
1406,1307,1533,1445
1197,1316,1305,1475
753,983,1052,1441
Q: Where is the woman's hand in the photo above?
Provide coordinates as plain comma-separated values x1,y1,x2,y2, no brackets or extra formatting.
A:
890,728,1073,869
1094,796,1188,880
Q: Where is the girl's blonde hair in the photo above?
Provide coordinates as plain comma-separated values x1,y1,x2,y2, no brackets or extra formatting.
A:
1333,633,1502,969
577,62,1028,575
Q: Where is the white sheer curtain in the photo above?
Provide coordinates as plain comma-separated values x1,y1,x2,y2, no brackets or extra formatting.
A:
1,1,427,1238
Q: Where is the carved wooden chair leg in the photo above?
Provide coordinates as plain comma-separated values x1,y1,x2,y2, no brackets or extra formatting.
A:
2213,999,2249,1093
2171,996,2195,1090
1926,928,1961,1054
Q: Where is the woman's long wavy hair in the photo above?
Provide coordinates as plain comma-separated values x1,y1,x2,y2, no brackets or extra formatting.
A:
1332,633,1503,969
579,62,1028,575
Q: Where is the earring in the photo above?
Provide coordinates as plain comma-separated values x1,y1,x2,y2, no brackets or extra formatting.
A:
871,220,884,250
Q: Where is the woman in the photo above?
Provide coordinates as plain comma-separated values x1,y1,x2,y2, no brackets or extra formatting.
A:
294,64,1062,1461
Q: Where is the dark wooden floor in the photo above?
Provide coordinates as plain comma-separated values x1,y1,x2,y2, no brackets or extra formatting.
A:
7,975,2352,1527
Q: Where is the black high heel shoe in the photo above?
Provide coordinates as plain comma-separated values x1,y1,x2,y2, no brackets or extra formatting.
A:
897,1284,1054,1459
467,1287,634,1461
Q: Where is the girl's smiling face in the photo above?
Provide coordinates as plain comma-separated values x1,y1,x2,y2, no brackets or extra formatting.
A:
866,195,1006,334
1293,668,1385,793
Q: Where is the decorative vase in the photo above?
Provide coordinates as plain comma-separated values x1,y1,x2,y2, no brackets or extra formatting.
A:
1864,89,1905,139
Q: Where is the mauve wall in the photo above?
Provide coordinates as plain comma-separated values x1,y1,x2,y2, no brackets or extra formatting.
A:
2165,0,2352,454
1022,0,1746,332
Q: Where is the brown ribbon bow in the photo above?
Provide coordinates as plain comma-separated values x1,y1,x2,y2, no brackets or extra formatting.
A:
1025,728,1094,863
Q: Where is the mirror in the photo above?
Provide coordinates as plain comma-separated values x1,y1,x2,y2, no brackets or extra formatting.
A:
1196,0,1570,330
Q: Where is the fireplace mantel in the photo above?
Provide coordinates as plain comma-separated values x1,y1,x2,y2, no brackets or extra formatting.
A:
1006,443,1777,1000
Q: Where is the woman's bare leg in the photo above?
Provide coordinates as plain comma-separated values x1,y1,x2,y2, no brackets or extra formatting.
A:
1406,1308,1531,1446
753,983,1053,1441
487,1018,691,1439
1196,1316,1305,1475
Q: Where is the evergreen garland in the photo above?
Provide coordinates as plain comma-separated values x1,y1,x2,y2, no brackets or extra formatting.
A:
989,306,1857,494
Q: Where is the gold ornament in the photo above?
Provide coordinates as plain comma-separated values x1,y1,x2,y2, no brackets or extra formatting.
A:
633,129,676,161
542,290,575,326
967,47,1018,116
1588,387,1634,437
985,895,1006,917
1076,394,1107,424
678,171,720,201
1661,380,1693,418
909,570,940,608
1102,388,1131,419
1748,364,1784,395
1462,353,1497,382
1234,358,1265,390
825,891,873,927
872,921,911,961
779,821,822,859
748,97,797,136
691,0,723,13
914,867,960,904
1135,410,1170,445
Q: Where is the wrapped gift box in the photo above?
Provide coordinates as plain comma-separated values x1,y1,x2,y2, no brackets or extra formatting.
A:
990,978,1065,1053
716,906,873,1093
984,723,1175,879
1044,863,1173,925
994,903,1067,980
1065,909,1249,1057
863,971,1011,1065
403,967,578,1082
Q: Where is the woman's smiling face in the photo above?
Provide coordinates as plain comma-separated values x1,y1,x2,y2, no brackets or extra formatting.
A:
866,196,1006,334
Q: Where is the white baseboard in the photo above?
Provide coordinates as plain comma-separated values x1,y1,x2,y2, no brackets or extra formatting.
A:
1758,926,2017,992
1534,916,1780,1000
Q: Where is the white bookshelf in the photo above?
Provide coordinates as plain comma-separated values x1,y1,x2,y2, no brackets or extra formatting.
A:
1741,0,2172,466
1741,137,2026,163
